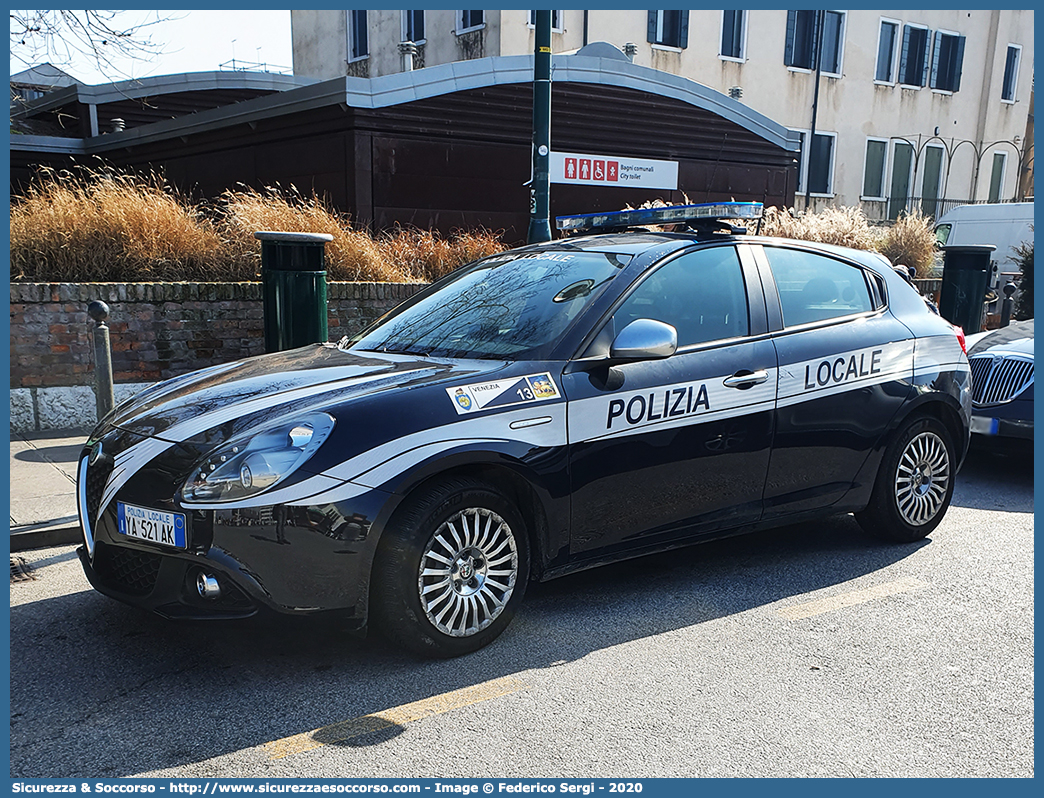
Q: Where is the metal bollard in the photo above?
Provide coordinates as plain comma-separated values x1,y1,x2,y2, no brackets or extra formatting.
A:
88,300,115,421
1000,282,1016,327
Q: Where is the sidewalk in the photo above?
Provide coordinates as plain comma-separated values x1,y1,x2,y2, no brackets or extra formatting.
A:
9,429,89,552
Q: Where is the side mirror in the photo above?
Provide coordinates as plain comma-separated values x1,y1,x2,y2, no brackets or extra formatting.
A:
610,319,678,361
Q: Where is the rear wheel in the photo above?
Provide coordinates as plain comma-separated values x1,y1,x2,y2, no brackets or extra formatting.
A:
371,477,529,657
857,415,955,542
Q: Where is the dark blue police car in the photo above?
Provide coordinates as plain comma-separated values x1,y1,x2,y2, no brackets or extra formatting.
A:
77,203,972,656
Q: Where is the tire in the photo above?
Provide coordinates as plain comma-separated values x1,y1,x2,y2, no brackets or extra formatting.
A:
856,414,956,543
371,477,530,657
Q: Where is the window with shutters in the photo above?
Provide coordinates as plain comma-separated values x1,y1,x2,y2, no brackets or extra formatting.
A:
784,10,816,69
988,153,1007,203
720,10,747,61
458,10,484,33
862,138,888,200
402,10,425,44
1001,44,1021,102
920,145,944,218
898,23,930,87
647,10,688,49
875,19,900,83
784,10,844,75
347,10,368,61
528,10,563,31
791,129,837,196
930,30,965,93
888,141,914,219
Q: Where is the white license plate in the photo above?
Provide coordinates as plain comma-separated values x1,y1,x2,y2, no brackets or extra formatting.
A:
970,416,999,436
117,502,187,548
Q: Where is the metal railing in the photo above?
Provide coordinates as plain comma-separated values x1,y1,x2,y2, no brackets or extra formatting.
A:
863,196,1025,222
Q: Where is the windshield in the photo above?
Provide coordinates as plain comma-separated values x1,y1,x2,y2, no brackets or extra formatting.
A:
347,250,630,359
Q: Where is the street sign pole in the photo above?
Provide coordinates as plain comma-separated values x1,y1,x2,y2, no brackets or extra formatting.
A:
528,9,552,244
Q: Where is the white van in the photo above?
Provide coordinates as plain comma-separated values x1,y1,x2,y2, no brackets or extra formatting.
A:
934,202,1034,288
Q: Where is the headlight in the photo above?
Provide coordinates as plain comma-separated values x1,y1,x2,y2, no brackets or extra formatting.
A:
181,413,335,503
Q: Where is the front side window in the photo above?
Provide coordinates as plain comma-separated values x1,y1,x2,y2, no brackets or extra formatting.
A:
875,19,899,82
784,10,844,74
1002,44,1021,102
647,10,689,49
899,24,930,87
403,10,425,43
615,246,749,348
720,10,746,60
459,10,484,32
935,223,952,247
348,9,368,60
763,247,873,327
930,31,965,92
348,251,629,360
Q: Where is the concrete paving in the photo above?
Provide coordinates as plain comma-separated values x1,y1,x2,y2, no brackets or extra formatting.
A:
9,428,89,551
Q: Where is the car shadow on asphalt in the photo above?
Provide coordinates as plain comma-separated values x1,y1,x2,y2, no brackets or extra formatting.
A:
951,437,1034,513
12,441,86,464
11,512,934,778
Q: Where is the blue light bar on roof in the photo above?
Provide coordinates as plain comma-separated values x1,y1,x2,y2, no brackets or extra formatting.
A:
556,202,763,233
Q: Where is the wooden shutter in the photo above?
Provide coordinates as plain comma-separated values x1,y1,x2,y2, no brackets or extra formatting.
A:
679,11,689,49
921,29,932,87
952,36,966,92
784,10,797,66
647,11,657,43
929,30,943,89
898,25,912,83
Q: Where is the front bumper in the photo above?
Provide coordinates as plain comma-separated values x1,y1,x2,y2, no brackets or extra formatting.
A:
970,398,1034,440
77,442,394,627
78,540,259,620
970,414,1033,439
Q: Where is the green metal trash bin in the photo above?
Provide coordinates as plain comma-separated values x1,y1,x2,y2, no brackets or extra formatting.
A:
938,244,995,333
255,231,333,353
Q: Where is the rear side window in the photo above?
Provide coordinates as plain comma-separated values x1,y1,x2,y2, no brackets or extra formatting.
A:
763,247,873,327
616,246,749,348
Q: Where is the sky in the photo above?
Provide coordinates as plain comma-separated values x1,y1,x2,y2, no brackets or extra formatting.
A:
10,10,294,85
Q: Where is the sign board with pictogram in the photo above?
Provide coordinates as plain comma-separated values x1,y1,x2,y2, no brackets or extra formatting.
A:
550,151,679,190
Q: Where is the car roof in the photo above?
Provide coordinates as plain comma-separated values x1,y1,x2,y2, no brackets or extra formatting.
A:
531,230,894,276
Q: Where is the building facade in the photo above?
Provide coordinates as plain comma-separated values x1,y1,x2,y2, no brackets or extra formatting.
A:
292,9,1034,219
11,56,798,244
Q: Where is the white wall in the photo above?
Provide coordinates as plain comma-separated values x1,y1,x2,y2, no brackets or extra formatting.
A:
291,10,346,81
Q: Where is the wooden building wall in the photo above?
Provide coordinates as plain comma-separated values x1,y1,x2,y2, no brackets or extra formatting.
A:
12,82,797,244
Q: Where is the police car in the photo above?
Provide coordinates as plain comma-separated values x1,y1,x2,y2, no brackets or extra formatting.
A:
77,203,971,657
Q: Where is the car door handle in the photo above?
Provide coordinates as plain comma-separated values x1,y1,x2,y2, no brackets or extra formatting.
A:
723,369,769,389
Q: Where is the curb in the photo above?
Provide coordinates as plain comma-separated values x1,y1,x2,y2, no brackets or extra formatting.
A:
10,524,81,553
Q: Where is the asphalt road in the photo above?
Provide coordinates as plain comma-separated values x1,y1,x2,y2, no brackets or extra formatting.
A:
10,440,1033,779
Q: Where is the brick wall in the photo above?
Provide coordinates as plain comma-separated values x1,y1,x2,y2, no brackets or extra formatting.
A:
9,281,427,390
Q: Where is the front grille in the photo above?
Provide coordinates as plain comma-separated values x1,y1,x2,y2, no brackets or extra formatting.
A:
85,458,114,524
94,542,162,596
970,354,1034,407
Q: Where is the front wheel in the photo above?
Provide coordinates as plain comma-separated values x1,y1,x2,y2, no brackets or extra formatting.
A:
371,477,529,657
856,415,956,542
